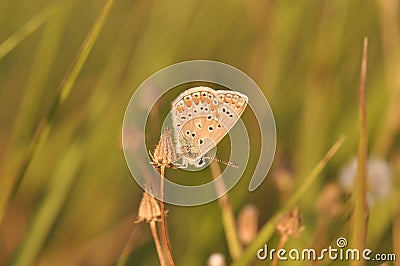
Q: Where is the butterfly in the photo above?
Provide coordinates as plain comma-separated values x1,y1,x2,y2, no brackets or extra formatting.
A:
170,86,248,168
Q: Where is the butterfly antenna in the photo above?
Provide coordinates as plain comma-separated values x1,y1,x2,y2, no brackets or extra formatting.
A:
205,157,239,168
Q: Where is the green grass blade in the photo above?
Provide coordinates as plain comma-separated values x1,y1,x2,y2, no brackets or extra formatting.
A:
0,1,64,60
11,2,72,145
0,0,115,225
350,37,369,266
10,144,82,266
232,135,346,266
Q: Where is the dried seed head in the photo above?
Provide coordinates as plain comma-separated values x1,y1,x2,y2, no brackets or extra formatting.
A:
316,182,343,217
207,253,226,266
136,191,161,223
238,204,259,245
276,207,303,238
150,127,178,168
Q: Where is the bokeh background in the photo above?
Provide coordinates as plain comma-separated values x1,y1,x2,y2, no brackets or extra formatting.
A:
0,0,399,265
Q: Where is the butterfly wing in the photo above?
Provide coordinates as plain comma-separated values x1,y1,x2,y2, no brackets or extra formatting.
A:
171,87,248,166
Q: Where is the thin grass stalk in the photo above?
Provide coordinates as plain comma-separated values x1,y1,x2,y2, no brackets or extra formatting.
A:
160,165,174,266
210,161,242,260
11,2,72,144
115,225,138,266
0,1,67,60
150,221,167,266
377,3,400,261
0,0,115,225
375,0,400,157
350,38,369,266
11,144,82,266
393,193,400,266
270,235,288,266
232,135,346,266
392,142,400,266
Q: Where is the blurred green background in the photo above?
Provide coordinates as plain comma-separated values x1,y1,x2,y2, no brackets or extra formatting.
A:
0,0,399,265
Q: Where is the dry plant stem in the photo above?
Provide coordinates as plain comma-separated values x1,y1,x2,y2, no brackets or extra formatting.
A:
150,221,166,266
160,165,174,266
232,135,346,266
393,156,400,266
210,162,242,259
0,0,115,225
115,225,138,266
270,235,288,266
393,206,400,266
312,216,329,252
351,37,369,266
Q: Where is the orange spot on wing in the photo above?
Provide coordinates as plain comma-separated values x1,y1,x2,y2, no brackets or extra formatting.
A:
224,94,232,103
207,94,213,104
232,95,239,104
184,99,192,107
200,93,207,102
236,98,245,108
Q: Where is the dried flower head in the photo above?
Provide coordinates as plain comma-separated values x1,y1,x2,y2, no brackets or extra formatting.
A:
150,127,178,169
207,253,226,266
276,207,303,238
316,182,343,217
339,157,391,207
136,191,161,223
238,204,259,245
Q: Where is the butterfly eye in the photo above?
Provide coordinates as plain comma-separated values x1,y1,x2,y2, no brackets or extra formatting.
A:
207,115,212,120
186,130,190,135
191,133,196,137
208,126,214,131
222,108,226,113
229,114,234,118
199,139,204,145
181,116,187,120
